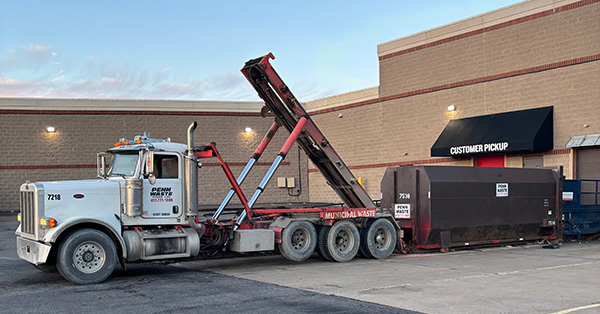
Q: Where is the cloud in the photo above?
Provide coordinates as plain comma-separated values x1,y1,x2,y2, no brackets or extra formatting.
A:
0,75,56,97
0,44,57,73
287,80,338,102
0,45,260,101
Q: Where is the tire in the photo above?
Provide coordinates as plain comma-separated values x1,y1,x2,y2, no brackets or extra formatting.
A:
360,218,397,259
317,226,333,261
278,221,317,262
314,225,324,258
358,227,371,258
56,229,117,285
322,220,360,262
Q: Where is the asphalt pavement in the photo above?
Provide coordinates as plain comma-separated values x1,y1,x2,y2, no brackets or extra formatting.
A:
2,213,599,313
0,213,416,314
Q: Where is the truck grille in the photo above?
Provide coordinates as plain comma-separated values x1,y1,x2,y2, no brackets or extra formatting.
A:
20,191,36,235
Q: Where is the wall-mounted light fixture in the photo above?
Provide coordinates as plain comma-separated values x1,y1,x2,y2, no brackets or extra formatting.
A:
447,105,456,111
46,126,56,133
244,127,253,133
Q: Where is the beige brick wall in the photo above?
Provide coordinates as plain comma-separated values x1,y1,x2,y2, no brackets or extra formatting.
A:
309,61,599,203
306,2,599,203
506,156,523,168
379,2,600,98
544,154,572,178
311,103,385,167
0,113,309,211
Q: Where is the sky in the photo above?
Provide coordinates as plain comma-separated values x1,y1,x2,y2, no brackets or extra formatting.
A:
0,0,523,102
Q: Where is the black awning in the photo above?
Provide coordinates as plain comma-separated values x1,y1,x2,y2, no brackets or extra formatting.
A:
431,106,553,157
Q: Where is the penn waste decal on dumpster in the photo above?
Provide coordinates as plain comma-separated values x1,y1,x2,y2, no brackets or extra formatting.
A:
395,204,411,219
496,183,509,197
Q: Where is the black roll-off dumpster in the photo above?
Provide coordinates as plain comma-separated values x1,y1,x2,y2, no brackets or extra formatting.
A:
380,166,562,250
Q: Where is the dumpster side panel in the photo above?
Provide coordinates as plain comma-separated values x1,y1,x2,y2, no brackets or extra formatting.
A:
381,167,429,245
383,166,560,249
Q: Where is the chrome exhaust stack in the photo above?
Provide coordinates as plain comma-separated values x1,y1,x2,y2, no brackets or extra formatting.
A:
185,122,203,233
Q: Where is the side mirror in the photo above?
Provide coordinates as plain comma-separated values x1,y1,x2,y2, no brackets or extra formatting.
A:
145,151,154,176
97,153,108,178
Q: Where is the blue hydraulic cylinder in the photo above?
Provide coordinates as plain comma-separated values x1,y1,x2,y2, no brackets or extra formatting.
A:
211,158,256,222
234,155,283,228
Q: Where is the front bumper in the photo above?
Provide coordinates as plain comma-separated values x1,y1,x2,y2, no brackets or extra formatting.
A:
16,236,51,265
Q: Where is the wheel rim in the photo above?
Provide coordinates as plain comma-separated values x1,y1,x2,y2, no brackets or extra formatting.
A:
73,241,106,274
334,229,354,253
292,228,309,250
374,227,392,250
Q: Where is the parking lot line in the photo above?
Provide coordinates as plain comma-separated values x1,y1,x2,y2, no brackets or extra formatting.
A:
550,303,600,314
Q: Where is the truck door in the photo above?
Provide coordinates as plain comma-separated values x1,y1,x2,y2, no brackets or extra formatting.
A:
143,153,183,218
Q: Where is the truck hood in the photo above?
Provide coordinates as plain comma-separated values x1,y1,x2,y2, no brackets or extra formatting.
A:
38,178,122,216
33,179,123,242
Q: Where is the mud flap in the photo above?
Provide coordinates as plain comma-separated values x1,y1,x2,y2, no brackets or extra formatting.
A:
439,231,452,252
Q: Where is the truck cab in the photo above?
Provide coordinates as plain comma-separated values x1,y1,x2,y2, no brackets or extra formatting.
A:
16,132,204,284
101,137,187,224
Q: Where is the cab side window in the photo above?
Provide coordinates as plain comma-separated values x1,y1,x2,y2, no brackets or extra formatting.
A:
154,155,179,179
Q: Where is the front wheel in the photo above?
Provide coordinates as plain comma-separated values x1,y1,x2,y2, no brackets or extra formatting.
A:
56,229,117,285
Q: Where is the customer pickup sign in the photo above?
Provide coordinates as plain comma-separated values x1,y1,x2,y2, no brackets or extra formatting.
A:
450,142,509,155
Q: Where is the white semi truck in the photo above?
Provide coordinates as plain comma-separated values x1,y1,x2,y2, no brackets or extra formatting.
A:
15,54,399,284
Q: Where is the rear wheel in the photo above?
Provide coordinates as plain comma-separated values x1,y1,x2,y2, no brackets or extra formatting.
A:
322,220,360,262
360,218,396,259
56,229,117,285
278,221,317,262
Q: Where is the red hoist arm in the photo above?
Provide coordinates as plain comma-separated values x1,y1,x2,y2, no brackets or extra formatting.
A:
192,144,251,215
241,53,375,209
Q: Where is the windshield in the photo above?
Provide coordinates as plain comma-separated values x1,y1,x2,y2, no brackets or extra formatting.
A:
107,152,140,177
